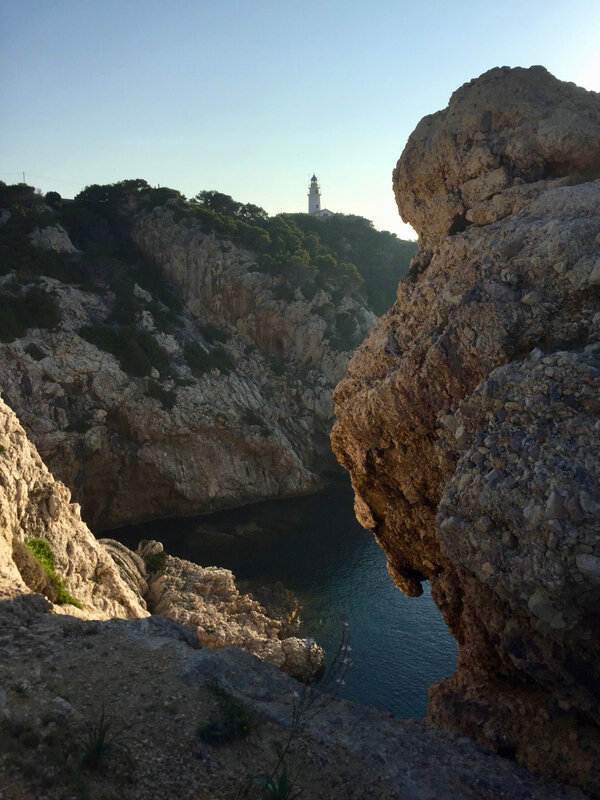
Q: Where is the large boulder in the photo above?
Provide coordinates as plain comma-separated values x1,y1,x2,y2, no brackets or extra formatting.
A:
332,66,600,794
393,65,600,246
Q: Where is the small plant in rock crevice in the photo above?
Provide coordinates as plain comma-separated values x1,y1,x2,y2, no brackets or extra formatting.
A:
80,706,133,771
141,548,168,572
25,342,47,361
24,537,82,608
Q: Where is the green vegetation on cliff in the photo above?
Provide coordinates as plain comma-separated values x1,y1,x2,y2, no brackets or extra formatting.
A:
187,189,417,315
0,179,416,327
0,179,415,376
24,537,82,608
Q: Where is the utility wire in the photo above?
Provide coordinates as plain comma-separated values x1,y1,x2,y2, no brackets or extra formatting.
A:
0,171,82,186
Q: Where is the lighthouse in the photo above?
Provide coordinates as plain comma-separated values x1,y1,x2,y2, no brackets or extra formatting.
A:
307,174,334,217
308,174,321,214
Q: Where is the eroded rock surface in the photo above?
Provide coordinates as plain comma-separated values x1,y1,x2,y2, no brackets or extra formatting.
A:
393,65,600,246
0,396,147,619
332,66,600,794
99,538,325,679
0,398,322,677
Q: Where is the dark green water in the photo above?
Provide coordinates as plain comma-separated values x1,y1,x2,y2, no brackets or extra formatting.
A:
115,483,458,719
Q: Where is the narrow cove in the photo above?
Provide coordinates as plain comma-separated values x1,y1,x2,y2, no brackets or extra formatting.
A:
113,481,458,719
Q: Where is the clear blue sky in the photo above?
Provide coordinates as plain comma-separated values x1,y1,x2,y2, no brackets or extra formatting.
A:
1,0,599,239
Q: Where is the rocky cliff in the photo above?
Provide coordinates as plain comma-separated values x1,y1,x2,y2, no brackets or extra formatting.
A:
1,382,586,799
0,187,375,530
0,395,146,619
332,66,600,794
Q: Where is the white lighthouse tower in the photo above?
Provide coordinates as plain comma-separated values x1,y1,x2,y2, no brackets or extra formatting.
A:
307,174,334,217
308,174,321,214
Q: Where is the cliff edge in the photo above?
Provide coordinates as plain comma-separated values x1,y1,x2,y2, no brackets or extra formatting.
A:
332,66,600,794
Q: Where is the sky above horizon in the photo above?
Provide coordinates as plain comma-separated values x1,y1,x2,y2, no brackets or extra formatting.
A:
1,1,599,240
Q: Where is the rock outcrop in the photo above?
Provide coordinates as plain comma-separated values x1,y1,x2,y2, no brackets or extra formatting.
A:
332,66,600,794
393,65,600,246
29,224,80,254
101,538,325,679
142,540,325,679
0,396,147,619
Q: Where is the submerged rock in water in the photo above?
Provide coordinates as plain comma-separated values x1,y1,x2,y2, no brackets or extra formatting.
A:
332,66,600,794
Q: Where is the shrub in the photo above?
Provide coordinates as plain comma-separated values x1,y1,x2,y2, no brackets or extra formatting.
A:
270,360,285,377
197,684,253,745
314,302,335,321
65,411,92,434
332,311,360,351
80,324,171,378
21,287,61,329
45,191,62,208
0,287,61,342
184,342,235,377
147,186,185,208
273,284,295,303
142,549,168,572
184,341,212,376
199,321,229,344
24,537,82,608
241,408,270,437
301,282,318,300
210,346,235,375
110,280,140,324
25,342,46,361
146,378,176,410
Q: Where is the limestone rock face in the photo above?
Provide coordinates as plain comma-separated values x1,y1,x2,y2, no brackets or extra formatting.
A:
131,208,374,384
332,67,600,794
0,212,374,531
0,396,147,620
29,224,80,254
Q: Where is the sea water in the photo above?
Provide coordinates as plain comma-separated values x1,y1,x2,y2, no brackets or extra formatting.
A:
115,483,458,719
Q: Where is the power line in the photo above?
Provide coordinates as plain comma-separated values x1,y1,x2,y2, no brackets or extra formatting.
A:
0,171,83,186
